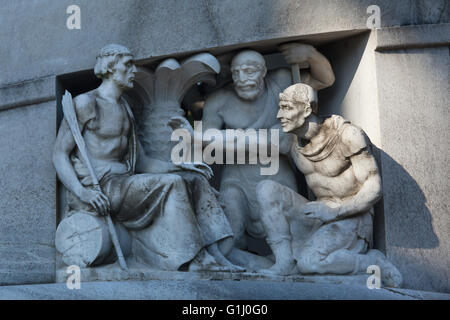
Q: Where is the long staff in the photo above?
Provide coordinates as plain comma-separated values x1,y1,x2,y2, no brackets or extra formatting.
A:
62,90,128,270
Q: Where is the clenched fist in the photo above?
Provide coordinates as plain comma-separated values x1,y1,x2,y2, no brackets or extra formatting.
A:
280,42,315,67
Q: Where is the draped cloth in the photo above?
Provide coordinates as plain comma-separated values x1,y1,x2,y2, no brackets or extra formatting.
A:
67,95,230,270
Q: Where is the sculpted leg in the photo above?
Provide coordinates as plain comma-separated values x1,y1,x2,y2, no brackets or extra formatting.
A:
297,238,402,287
256,180,305,275
180,173,244,271
219,186,248,253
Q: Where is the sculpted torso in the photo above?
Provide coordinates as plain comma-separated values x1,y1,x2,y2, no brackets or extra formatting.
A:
291,125,363,202
75,91,131,175
211,89,268,129
203,70,290,131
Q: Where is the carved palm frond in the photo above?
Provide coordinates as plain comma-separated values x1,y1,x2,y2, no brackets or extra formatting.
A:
132,53,220,161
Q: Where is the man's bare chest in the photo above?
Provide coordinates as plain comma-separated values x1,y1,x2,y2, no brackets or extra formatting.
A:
86,100,130,138
222,97,270,129
295,147,351,178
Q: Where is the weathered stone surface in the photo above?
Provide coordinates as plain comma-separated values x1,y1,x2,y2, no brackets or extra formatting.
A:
1,1,448,87
375,30,450,293
0,101,57,285
1,279,449,300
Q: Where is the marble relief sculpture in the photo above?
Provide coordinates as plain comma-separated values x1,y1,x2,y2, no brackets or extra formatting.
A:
54,44,237,272
52,42,401,288
169,43,336,269
255,83,403,287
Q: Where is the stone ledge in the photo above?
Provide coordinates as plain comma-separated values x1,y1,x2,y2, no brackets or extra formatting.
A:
376,23,450,51
2,279,450,300
0,76,56,112
55,263,369,287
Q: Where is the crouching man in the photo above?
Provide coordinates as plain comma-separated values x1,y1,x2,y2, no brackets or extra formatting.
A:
256,83,402,287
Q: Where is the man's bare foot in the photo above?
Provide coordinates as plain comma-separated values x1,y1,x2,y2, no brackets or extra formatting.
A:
258,259,297,276
367,250,403,288
207,243,246,272
188,248,236,272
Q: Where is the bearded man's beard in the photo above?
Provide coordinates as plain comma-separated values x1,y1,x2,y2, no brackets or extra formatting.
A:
113,73,134,89
235,78,264,101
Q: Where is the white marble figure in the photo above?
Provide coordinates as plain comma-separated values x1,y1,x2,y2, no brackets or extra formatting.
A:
53,44,236,272
256,83,403,287
169,43,335,268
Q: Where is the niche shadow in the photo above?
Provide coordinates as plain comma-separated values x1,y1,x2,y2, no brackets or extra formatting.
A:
376,147,439,249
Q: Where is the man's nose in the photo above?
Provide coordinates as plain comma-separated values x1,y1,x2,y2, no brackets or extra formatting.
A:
238,70,248,80
277,109,283,119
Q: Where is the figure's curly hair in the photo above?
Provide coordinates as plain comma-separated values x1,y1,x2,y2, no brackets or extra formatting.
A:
94,44,132,79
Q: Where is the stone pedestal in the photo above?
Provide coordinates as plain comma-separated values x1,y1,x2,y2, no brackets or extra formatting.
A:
0,1,448,295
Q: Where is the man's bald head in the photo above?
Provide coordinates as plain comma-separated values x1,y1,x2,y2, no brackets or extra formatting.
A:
231,50,266,70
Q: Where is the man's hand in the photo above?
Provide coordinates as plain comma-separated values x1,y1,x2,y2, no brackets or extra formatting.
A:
300,201,339,223
176,162,213,180
280,43,315,67
78,187,111,216
168,116,194,135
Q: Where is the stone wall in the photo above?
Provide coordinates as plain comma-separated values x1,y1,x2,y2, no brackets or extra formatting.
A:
0,0,449,292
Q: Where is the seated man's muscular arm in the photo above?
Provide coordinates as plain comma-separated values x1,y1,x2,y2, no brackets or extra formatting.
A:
202,91,226,131
52,94,110,215
53,94,93,198
336,126,382,219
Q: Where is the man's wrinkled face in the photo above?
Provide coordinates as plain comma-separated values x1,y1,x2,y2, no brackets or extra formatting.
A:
277,98,307,133
112,55,137,89
231,61,266,101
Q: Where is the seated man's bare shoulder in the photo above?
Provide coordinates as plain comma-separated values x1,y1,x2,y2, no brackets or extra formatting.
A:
204,88,234,111
340,123,371,158
73,90,97,125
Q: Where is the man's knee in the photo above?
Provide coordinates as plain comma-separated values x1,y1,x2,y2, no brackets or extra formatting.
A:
164,173,185,187
256,180,281,208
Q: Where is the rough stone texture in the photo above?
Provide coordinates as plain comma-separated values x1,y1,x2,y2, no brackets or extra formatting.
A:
55,264,370,285
375,28,450,293
376,23,450,51
1,0,448,87
0,101,57,285
0,0,449,294
0,280,449,300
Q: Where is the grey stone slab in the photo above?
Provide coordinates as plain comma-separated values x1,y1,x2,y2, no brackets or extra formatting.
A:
54,262,369,287
1,279,449,300
0,76,55,112
376,23,450,51
1,0,449,87
0,101,57,285
375,43,450,293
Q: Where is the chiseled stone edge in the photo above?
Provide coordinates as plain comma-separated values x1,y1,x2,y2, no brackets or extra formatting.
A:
0,244,55,286
55,265,370,287
376,23,450,51
0,76,56,112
